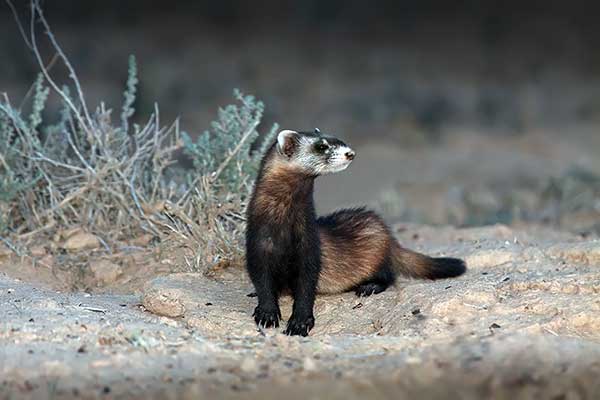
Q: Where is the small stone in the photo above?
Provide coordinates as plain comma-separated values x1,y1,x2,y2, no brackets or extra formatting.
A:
0,245,12,259
142,201,166,214
30,246,46,257
63,232,100,252
61,227,83,239
131,234,154,247
466,249,515,269
143,291,185,318
37,255,54,269
302,357,317,372
240,357,258,373
89,260,123,285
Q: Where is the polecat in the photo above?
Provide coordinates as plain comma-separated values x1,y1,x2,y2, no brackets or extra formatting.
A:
246,129,466,336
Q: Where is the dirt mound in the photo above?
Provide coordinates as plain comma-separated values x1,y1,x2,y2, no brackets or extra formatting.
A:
142,225,600,342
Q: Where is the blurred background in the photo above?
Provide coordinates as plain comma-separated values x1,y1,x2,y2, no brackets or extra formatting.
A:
2,0,599,234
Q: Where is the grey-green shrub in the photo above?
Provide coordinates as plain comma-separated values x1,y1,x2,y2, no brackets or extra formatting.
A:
182,89,278,195
0,54,277,260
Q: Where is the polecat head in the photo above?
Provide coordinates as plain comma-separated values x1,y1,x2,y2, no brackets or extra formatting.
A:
275,129,355,176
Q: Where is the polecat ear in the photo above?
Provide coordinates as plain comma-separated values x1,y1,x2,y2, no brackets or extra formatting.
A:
276,130,299,158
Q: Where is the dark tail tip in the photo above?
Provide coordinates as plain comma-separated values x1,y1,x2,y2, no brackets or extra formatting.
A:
427,257,467,279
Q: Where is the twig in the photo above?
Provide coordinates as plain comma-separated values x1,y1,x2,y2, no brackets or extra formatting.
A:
78,305,107,314
28,1,92,136
0,152,10,172
463,302,488,310
29,152,86,172
5,0,33,49
543,327,559,337
127,166,147,218
0,236,22,256
18,53,59,111
42,182,93,217
32,0,94,129
64,124,95,173
176,118,260,207
95,235,112,254
212,118,260,182
18,221,55,239
164,341,187,347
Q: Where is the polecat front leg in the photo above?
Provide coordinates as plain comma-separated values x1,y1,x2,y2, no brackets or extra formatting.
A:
284,233,321,336
246,245,281,328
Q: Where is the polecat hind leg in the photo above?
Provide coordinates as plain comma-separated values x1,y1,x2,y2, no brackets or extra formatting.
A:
353,262,395,297
354,282,388,297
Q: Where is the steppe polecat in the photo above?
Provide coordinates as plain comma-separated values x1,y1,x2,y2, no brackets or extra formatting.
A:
246,129,466,336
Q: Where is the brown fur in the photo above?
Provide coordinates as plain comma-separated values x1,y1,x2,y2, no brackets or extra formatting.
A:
317,210,391,293
316,208,466,293
251,159,310,225
390,242,435,279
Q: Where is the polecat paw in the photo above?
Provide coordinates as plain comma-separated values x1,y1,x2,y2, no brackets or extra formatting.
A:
253,306,281,328
354,282,387,297
284,314,315,336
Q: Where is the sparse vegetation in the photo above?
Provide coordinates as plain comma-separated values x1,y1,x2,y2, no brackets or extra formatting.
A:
0,1,277,271
377,166,600,235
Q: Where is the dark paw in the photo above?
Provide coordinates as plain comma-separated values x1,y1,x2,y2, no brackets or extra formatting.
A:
253,306,281,328
354,283,387,297
284,314,315,336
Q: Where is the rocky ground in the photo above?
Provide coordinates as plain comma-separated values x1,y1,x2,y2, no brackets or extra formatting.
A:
2,223,600,399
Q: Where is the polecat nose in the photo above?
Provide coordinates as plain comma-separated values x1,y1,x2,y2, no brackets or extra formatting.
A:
345,150,355,160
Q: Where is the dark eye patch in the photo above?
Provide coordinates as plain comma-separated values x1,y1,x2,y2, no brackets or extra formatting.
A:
323,137,346,147
314,141,329,153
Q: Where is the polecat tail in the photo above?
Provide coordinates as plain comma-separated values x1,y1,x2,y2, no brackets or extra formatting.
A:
390,242,466,280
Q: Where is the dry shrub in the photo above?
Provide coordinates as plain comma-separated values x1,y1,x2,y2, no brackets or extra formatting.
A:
0,1,278,272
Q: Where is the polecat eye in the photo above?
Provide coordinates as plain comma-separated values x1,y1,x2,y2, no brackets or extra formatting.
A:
315,143,329,152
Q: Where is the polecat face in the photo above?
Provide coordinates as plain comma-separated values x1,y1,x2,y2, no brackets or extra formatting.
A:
276,129,355,176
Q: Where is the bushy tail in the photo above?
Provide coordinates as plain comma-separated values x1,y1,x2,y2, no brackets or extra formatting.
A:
390,242,466,280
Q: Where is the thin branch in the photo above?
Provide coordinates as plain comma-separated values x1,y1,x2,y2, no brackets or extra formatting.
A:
0,236,22,257
18,53,59,111
32,0,94,129
29,152,87,172
212,117,260,182
5,0,32,49
27,1,92,136
64,123,95,173
0,152,10,172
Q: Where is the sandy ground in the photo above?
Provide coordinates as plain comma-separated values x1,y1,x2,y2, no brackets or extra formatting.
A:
1,128,598,400
2,223,600,399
